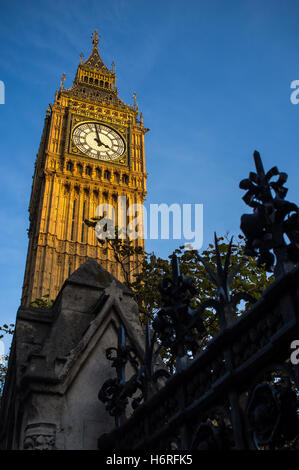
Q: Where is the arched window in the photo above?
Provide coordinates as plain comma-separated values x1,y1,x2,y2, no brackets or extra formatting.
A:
66,161,73,172
81,200,86,243
105,82,108,88
77,163,83,175
100,80,104,87
122,174,129,184
114,172,120,183
96,167,102,178
94,79,98,85
84,76,88,82
85,166,92,176
71,199,77,240
89,77,93,84
104,170,111,180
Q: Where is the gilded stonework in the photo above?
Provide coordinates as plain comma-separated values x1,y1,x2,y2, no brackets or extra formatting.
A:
21,31,148,306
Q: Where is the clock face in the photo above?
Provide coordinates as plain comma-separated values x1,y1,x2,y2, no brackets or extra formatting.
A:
72,122,125,161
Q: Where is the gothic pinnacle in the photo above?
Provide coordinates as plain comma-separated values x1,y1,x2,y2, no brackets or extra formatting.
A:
92,29,100,48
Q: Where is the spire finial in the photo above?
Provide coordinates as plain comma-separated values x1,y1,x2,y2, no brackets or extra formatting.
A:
60,73,66,90
92,29,100,48
133,92,138,111
80,52,84,64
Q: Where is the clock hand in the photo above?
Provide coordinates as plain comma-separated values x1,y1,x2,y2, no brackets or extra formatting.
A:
94,124,103,146
94,124,111,149
97,141,110,149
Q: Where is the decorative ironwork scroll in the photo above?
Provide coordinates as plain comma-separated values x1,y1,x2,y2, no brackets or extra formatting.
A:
153,254,206,371
240,150,299,277
98,325,139,426
98,322,170,425
196,233,256,330
246,364,299,449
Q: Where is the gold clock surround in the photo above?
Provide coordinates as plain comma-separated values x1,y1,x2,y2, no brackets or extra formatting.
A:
72,121,126,161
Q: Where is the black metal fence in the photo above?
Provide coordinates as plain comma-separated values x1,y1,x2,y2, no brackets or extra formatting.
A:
97,152,299,450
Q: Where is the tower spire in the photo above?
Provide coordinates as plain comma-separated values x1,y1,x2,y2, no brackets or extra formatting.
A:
79,30,105,70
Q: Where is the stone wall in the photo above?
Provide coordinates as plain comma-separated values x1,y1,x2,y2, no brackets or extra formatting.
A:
0,259,144,450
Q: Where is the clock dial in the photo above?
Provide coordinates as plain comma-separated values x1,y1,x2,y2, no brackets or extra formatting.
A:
72,122,125,161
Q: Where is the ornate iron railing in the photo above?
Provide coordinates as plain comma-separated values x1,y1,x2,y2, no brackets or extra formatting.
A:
98,264,299,449
97,152,299,450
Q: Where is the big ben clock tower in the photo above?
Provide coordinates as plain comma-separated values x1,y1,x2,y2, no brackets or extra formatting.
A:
21,30,148,307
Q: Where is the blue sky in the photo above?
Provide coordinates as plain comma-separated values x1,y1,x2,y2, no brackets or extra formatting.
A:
1,0,299,343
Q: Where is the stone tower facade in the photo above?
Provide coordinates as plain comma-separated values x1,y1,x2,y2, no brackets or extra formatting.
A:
21,31,148,306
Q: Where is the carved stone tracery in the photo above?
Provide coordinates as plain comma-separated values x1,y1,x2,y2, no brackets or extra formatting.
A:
23,424,56,450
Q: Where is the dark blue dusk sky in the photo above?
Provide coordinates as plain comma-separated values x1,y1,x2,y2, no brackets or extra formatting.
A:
1,0,299,339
